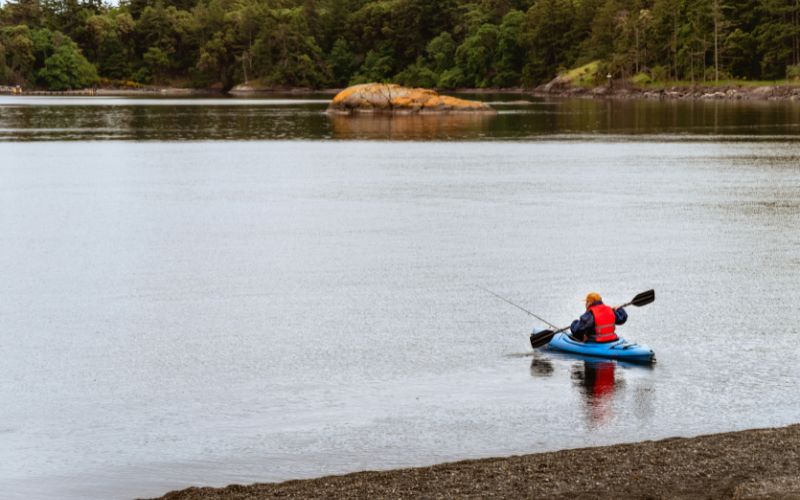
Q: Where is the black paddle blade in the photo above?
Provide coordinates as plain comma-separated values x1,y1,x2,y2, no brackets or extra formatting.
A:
530,329,556,349
631,289,655,307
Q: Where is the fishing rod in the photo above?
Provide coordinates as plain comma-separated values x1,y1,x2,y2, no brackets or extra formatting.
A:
476,286,560,329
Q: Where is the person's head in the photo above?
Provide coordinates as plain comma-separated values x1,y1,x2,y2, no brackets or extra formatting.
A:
585,292,602,309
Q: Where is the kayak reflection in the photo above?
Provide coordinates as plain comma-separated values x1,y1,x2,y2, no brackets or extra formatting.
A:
571,360,622,427
528,351,656,427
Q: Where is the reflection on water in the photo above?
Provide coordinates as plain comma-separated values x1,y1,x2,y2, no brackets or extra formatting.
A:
328,113,495,140
529,353,554,377
2,95,800,141
571,361,622,427
531,352,657,428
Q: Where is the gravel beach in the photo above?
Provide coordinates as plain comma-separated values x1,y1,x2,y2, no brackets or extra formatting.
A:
154,424,800,499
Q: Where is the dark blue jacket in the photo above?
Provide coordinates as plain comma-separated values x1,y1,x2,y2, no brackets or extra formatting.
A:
570,301,627,341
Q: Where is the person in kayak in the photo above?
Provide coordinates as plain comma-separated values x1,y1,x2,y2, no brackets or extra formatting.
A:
570,292,627,343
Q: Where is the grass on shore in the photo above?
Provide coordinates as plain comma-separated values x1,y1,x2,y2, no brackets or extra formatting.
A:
559,61,602,87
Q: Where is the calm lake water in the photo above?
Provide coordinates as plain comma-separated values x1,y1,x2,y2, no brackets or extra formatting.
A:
1,95,799,499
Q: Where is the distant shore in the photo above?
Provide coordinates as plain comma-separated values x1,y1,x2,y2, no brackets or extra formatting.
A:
531,82,800,101
153,424,800,499
231,82,800,101
4,82,800,101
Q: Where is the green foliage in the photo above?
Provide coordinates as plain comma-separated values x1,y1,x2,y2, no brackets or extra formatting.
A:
426,32,456,74
787,64,800,80
1,0,44,28
3,0,800,90
394,57,438,87
328,38,357,86
561,60,602,86
455,23,499,87
521,0,580,85
0,25,35,83
631,72,652,84
650,65,668,81
492,10,525,86
37,32,98,89
437,66,467,88
351,47,394,83
250,7,331,87
143,46,171,82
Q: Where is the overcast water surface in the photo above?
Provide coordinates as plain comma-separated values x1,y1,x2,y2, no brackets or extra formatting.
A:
1,96,799,499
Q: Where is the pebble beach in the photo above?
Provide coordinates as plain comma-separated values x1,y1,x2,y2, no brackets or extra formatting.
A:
154,424,800,499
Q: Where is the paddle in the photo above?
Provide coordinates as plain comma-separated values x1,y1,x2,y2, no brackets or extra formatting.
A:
529,289,655,349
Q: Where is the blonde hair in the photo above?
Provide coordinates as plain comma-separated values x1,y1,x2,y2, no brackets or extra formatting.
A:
585,292,602,307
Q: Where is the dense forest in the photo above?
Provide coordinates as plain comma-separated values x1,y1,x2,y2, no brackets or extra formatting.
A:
1,0,800,90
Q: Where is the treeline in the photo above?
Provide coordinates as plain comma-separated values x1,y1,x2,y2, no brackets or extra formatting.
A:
2,0,800,90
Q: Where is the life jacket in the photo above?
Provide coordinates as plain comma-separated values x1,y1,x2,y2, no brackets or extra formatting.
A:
588,303,618,342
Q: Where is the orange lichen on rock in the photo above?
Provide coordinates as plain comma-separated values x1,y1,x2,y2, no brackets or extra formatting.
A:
328,83,494,114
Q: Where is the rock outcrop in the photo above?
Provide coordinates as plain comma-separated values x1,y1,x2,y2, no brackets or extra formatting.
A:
533,78,800,101
327,83,494,114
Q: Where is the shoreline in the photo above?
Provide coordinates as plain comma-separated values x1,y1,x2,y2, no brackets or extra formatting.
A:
4,83,800,101
153,424,800,499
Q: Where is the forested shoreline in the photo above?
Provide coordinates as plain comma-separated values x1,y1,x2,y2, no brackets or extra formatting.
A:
1,0,800,91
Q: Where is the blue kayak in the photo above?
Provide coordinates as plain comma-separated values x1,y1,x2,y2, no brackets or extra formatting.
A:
537,332,655,363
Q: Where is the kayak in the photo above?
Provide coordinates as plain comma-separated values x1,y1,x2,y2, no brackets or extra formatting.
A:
533,331,655,363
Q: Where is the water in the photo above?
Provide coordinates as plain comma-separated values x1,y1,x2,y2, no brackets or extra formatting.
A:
1,96,799,499
3,95,800,141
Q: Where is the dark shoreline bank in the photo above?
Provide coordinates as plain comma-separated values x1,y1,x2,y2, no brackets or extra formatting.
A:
4,83,800,101
152,424,800,499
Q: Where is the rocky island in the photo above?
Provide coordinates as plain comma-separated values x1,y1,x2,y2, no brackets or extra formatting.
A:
327,83,494,114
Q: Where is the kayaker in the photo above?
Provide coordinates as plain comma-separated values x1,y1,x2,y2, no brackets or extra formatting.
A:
570,292,627,343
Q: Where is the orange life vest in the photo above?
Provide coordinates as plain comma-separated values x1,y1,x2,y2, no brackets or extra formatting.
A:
588,303,618,342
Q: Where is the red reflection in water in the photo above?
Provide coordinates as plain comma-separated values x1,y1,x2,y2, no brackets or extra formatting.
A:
572,361,619,426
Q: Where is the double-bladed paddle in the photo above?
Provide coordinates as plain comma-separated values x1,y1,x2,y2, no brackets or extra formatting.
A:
528,289,656,349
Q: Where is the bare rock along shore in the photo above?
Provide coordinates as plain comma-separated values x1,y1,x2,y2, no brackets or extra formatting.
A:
6,82,800,101
534,81,800,101
154,424,800,499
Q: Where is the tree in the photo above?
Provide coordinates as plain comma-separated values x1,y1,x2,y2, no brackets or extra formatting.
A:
426,31,456,74
724,28,758,78
351,46,394,83
327,37,358,86
754,0,799,78
1,0,44,27
4,0,800,90
0,25,35,83
250,7,331,87
522,0,579,84
455,22,499,87
37,32,98,89
493,9,525,86
394,56,438,87
143,46,170,82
